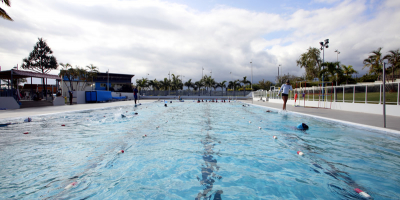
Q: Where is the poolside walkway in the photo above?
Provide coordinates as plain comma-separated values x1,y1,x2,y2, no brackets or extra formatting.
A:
0,100,156,120
244,99,400,133
1,99,399,133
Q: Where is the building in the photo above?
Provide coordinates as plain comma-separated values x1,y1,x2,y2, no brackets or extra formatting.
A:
60,72,135,96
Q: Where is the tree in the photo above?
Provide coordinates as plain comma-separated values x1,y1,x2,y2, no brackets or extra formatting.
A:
149,79,160,90
296,47,322,80
363,47,383,76
170,74,182,90
59,63,76,92
1,0,12,21
258,79,273,90
194,81,204,92
383,49,400,82
22,38,58,95
342,65,358,84
220,80,227,94
319,62,343,84
240,76,251,90
86,64,99,90
184,79,193,90
136,78,148,92
159,78,170,91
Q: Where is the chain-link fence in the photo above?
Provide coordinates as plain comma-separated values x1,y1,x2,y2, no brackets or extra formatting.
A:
139,90,252,97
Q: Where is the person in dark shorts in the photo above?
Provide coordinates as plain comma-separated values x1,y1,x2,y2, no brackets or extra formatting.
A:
277,79,293,110
133,86,138,104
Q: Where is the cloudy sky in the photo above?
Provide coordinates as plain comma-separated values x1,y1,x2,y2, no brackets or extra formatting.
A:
1,0,399,85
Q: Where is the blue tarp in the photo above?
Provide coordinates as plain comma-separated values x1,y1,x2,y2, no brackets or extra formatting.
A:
85,91,112,102
112,96,126,100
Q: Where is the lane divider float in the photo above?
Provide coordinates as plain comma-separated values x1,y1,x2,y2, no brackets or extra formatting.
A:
65,182,77,190
354,188,371,199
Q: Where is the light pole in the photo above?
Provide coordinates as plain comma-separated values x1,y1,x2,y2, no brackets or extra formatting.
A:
320,39,329,101
168,71,170,95
278,64,281,84
250,61,253,90
334,49,340,62
181,75,185,90
334,49,340,86
230,72,233,90
107,69,109,91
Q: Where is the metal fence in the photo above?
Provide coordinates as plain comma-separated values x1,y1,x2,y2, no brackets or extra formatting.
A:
264,82,400,105
140,90,252,97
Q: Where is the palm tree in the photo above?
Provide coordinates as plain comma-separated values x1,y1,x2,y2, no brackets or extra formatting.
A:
363,47,384,78
342,65,358,84
240,76,251,91
59,63,76,91
194,81,204,93
220,81,227,95
86,64,99,90
1,0,12,21
148,79,160,90
319,62,343,84
383,49,400,82
184,79,193,90
159,78,171,91
136,78,148,92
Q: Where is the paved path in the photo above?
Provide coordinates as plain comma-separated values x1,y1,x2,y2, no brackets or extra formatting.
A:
243,99,400,133
0,100,155,120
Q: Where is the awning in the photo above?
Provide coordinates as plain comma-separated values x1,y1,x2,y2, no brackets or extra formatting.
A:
0,69,61,80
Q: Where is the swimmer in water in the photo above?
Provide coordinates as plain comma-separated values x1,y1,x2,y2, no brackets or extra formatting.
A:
296,123,309,130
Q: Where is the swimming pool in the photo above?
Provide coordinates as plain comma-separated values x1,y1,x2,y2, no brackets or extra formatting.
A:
1,101,400,199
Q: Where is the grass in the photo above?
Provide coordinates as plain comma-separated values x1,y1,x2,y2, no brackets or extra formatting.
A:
291,92,398,105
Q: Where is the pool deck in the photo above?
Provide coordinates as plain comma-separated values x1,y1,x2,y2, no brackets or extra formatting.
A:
244,100,400,133
1,99,399,133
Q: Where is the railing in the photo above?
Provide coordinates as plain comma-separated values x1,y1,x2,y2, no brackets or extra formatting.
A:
0,89,17,100
139,90,252,97
266,82,400,105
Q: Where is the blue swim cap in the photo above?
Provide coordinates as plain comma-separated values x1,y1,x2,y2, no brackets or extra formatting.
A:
297,123,309,130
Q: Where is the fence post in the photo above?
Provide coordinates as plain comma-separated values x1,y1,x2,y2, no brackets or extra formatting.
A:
379,84,381,105
398,82,399,106
365,85,368,104
343,86,345,102
334,86,336,102
313,87,314,101
353,86,355,103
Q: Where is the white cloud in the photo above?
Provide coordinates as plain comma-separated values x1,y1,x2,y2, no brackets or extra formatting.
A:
0,0,399,84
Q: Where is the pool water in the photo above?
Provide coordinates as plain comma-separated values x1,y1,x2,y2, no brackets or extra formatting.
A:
1,101,400,199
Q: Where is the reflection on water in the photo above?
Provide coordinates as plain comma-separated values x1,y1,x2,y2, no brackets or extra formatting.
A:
196,132,223,200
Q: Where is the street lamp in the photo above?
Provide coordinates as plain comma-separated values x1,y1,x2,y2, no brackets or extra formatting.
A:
320,39,329,101
168,71,170,95
334,49,340,86
278,64,281,84
250,61,253,90
334,49,340,62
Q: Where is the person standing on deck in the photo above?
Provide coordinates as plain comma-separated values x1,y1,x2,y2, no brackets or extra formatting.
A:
133,86,138,104
277,79,293,110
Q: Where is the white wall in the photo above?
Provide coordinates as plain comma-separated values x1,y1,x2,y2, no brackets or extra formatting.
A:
73,91,86,104
53,97,65,106
268,99,400,117
0,97,20,109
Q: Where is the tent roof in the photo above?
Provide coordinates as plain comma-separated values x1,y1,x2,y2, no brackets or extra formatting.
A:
0,69,61,80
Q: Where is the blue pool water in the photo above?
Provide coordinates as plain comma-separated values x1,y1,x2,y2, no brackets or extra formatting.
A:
1,101,400,199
